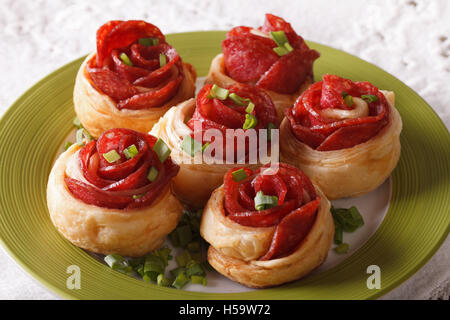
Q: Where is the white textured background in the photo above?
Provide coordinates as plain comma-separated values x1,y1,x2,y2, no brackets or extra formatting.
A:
0,0,448,299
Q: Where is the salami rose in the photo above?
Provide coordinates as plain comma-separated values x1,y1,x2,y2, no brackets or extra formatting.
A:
65,128,179,210
200,163,334,288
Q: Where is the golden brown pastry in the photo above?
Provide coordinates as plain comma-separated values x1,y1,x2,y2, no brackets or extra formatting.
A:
280,74,402,199
73,20,196,138
205,14,319,122
200,163,334,288
47,128,182,257
151,83,278,208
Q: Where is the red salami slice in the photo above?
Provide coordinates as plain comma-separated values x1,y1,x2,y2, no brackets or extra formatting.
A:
65,128,179,210
87,20,184,110
222,14,319,94
223,163,320,259
286,74,390,151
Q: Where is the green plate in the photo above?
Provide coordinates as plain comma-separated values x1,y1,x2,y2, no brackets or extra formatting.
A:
0,31,449,300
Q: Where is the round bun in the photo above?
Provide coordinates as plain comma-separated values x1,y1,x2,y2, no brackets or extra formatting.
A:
73,53,196,138
47,145,182,257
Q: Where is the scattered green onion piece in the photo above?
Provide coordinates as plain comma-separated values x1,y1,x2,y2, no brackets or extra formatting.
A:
186,261,205,277
142,273,152,282
152,138,171,163
284,42,294,52
64,141,73,150
191,275,207,286
344,95,354,107
273,46,289,56
104,254,132,274
334,226,343,245
270,31,289,47
159,53,167,67
331,206,364,233
153,246,172,267
254,191,278,211
176,225,193,248
201,142,210,153
170,267,186,278
119,53,133,66
136,264,145,277
181,135,203,157
157,274,171,287
123,144,139,159
76,128,92,146
169,230,180,247
334,243,350,254
245,102,255,114
341,91,349,98
172,271,190,289
229,93,251,106
144,255,165,279
147,166,159,182
73,117,82,129
187,241,201,252
267,122,276,141
243,113,258,130
132,194,143,199
139,37,158,46
103,149,121,163
176,250,192,267
232,168,248,182
207,84,229,100
361,94,379,103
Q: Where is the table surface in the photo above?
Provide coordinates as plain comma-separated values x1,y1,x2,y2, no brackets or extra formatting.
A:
0,0,449,300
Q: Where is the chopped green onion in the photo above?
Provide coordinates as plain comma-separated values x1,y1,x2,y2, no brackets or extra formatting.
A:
104,254,132,274
334,226,343,245
176,250,192,267
270,31,289,47
152,138,171,163
159,53,167,67
172,271,190,289
186,261,205,277
207,84,229,100
180,135,203,157
144,255,165,281
139,37,159,46
64,141,73,150
170,267,186,278
344,95,354,107
331,206,364,233
243,113,258,130
201,142,210,153
119,52,133,66
342,91,349,98
169,230,180,247
123,144,139,159
229,93,251,106
254,191,278,211
273,46,289,56
245,102,255,114
157,274,171,287
334,243,350,254
73,117,82,129
191,275,207,286
284,42,294,52
267,122,276,141
132,194,143,199
153,246,172,267
232,168,248,182
176,225,193,248
187,241,201,252
103,149,121,163
361,94,379,103
76,128,92,146
147,166,159,182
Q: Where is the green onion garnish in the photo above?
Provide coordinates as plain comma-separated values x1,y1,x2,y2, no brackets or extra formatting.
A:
254,191,278,211
342,91,349,98
243,113,258,130
152,138,171,163
267,122,276,141
138,37,159,46
334,225,343,245
207,84,229,100
132,194,143,199
229,93,251,106
73,117,82,129
76,128,92,146
176,250,192,267
334,243,350,254
273,46,289,56
232,168,248,182
64,141,73,151
119,53,133,66
123,144,139,159
157,274,171,287
172,271,190,289
159,53,166,67
270,31,289,47
284,42,294,52
361,94,379,103
175,225,193,248
147,166,159,182
331,206,364,233
191,275,207,286
180,135,203,157
344,95,354,107
187,241,201,252
245,102,255,114
186,261,205,278
103,149,121,163
104,254,132,274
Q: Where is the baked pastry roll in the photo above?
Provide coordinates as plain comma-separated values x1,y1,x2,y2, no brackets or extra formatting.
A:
206,14,319,122
150,83,278,208
74,20,196,138
47,128,182,257
280,74,402,199
200,163,334,288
